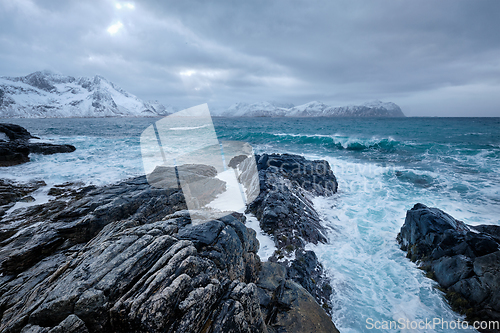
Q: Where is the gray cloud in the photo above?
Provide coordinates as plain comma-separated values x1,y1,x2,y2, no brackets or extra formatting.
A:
1,0,499,116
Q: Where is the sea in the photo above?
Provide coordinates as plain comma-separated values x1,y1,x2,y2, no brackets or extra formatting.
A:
1,116,499,333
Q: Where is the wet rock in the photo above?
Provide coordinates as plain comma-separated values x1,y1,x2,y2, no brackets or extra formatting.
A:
432,255,473,288
177,219,225,247
398,203,500,327
20,325,48,333
28,143,76,155
0,143,30,166
73,289,107,332
0,154,339,333
249,154,337,246
273,280,339,333
0,123,36,141
256,262,339,333
47,182,90,199
0,175,267,333
247,153,338,314
47,315,89,333
0,123,75,167
0,179,46,210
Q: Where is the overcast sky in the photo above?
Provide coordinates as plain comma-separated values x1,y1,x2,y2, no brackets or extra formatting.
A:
1,0,499,116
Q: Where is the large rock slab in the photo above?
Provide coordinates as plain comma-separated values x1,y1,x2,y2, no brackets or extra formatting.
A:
256,262,339,333
1,162,339,333
0,176,265,333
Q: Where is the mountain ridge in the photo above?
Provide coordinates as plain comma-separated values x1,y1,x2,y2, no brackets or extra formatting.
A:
0,71,405,118
220,100,405,117
0,71,174,118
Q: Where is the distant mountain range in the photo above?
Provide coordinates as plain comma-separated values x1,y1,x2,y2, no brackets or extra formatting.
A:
0,71,174,118
0,71,404,118
220,100,405,117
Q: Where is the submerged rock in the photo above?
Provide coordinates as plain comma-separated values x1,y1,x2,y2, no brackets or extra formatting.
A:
0,123,76,167
398,203,500,328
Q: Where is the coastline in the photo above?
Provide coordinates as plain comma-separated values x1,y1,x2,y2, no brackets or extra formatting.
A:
0,151,340,333
2,119,499,332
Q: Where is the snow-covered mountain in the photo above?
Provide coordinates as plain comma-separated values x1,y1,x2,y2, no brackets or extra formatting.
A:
0,71,174,118
223,101,291,117
222,100,405,117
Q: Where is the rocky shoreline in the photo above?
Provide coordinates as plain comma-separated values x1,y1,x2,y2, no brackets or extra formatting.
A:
0,151,339,332
4,123,500,332
398,204,500,332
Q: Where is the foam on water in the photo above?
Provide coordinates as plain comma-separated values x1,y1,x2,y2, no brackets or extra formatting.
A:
303,155,491,332
169,124,211,131
243,212,276,261
206,169,246,212
6,186,51,215
2,117,498,332
1,135,145,187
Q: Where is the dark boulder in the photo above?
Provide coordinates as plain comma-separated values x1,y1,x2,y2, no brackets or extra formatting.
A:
0,123,37,141
248,154,337,248
0,143,31,166
177,219,225,247
256,262,339,333
0,123,76,167
398,203,500,328
28,143,76,155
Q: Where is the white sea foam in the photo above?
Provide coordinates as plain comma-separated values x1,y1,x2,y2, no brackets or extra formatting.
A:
169,124,210,130
302,155,480,332
29,138,56,144
206,169,246,213
243,212,276,261
5,187,51,215
1,135,145,187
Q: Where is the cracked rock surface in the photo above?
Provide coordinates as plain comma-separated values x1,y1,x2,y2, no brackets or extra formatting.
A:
247,154,338,315
0,153,339,333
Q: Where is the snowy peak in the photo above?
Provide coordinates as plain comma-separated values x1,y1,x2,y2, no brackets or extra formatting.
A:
334,100,405,117
224,101,291,117
223,100,405,117
0,71,173,118
287,101,330,116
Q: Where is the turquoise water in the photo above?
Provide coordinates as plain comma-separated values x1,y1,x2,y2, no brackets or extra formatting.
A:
1,116,499,332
